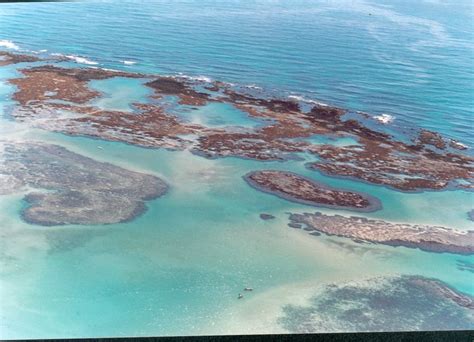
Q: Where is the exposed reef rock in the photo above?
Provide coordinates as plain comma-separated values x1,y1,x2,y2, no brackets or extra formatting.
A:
0,141,168,226
195,131,307,161
288,212,474,255
24,64,143,82
146,77,210,106
307,141,473,192
310,104,347,120
278,275,474,333
416,129,447,150
11,102,202,150
5,56,473,192
9,65,143,105
0,51,40,66
244,170,381,212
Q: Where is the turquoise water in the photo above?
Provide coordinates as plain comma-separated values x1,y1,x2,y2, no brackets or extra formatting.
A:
1,131,472,338
174,102,266,128
301,135,360,147
0,0,473,338
88,77,153,112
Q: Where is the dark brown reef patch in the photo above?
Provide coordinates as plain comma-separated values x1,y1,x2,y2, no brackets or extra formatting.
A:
5,57,473,192
244,170,381,212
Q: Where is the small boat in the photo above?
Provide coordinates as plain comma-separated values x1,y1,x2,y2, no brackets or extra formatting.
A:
244,287,253,292
238,293,243,299
97,146,103,150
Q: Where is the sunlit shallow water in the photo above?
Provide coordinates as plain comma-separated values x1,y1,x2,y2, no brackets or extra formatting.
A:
1,128,472,338
88,77,153,112
0,0,473,338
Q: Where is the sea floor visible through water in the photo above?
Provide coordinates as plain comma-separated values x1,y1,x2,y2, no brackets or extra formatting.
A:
0,0,473,338
0,66,472,338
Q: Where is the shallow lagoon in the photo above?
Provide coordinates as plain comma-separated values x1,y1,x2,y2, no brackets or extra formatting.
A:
0,0,473,338
88,77,153,112
1,123,473,337
1,66,473,337
176,101,266,128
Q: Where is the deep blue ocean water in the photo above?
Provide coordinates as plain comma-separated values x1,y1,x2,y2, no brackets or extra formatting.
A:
0,0,473,338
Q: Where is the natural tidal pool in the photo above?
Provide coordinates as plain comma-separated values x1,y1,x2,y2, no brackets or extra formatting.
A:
88,77,153,112
180,102,266,128
0,0,474,339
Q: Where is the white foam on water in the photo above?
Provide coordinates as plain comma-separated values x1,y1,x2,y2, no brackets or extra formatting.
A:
122,60,137,65
373,113,395,124
30,49,48,54
100,67,120,72
65,55,99,65
50,53,99,65
288,95,328,106
450,140,468,150
0,40,19,50
245,84,262,90
193,75,213,82
176,73,213,83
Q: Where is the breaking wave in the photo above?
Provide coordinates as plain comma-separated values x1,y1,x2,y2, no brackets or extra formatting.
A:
0,40,20,50
288,95,328,107
373,113,395,124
